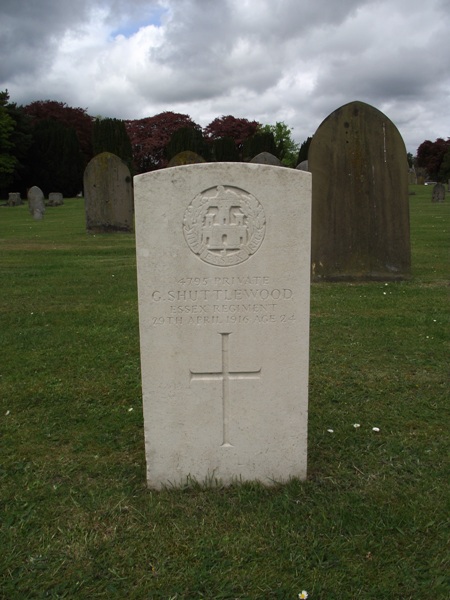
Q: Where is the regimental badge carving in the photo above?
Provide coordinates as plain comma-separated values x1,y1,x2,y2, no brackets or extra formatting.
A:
183,185,266,266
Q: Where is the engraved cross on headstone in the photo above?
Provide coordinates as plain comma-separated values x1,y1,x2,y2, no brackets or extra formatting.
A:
190,332,261,447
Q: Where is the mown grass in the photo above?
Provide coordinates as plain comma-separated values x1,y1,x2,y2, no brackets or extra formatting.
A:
0,185,449,599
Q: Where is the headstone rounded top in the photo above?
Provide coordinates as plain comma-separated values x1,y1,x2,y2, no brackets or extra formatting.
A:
27,186,45,220
168,151,206,167
309,99,410,281
316,100,397,129
28,185,44,198
250,152,282,166
296,160,309,171
85,151,124,168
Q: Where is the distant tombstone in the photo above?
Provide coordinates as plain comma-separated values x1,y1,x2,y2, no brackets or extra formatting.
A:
84,152,134,233
408,167,417,184
8,192,22,206
134,163,311,489
296,160,309,171
47,192,64,207
250,152,282,166
432,183,445,203
168,151,206,167
27,186,45,220
309,100,411,280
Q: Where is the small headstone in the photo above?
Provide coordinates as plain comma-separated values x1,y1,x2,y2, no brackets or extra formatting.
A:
432,183,445,202
47,192,64,207
408,167,417,184
27,186,45,220
168,151,206,167
8,192,22,206
296,160,309,171
249,152,282,166
134,163,311,489
84,152,134,233
309,100,411,280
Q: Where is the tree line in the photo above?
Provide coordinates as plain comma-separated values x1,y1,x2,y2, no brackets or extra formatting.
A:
0,90,448,198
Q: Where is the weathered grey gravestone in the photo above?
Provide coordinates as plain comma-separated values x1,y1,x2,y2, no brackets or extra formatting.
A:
27,186,45,220
167,151,206,167
296,160,309,172
84,152,134,233
432,183,445,203
309,100,411,280
250,152,282,166
47,192,64,207
135,163,311,489
8,192,22,206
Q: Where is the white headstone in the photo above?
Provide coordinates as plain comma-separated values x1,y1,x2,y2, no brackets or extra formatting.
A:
135,163,311,489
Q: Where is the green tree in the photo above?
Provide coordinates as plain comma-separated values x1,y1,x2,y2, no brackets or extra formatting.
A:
27,119,83,196
211,137,240,162
166,126,210,161
416,138,450,181
297,136,312,165
260,122,299,167
92,117,133,172
407,152,414,168
242,130,277,161
438,148,450,182
0,91,18,193
204,115,259,160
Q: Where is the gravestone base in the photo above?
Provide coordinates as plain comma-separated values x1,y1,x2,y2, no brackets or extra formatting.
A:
135,163,311,489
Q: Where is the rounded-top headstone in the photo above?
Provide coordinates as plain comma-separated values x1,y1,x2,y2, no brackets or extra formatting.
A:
431,183,445,203
27,186,45,220
250,152,282,166
84,152,134,233
167,151,206,167
309,100,411,281
296,160,309,171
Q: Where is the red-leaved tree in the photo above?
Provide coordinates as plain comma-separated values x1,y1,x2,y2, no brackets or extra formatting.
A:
125,112,199,173
204,115,260,159
416,138,450,181
23,100,94,163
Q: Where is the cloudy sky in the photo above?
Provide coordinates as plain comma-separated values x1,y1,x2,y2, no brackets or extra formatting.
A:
1,0,449,154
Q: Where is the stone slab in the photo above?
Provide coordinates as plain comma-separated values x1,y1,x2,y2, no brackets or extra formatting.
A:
84,152,134,232
309,100,411,281
8,192,22,206
432,182,445,202
134,163,311,489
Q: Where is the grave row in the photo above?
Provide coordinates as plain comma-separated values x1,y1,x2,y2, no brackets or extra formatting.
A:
18,100,445,488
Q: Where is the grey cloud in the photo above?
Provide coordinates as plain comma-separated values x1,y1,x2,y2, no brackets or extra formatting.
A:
0,0,92,80
0,0,449,155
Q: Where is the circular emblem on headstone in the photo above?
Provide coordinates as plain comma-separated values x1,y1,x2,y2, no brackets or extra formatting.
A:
183,185,266,266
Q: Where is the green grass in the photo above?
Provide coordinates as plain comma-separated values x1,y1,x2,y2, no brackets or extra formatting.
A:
1,186,449,599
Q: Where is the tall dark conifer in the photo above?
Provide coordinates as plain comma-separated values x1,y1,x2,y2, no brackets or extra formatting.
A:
92,118,133,172
27,119,83,196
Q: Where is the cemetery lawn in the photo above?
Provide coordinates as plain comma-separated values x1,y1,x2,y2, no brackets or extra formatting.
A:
1,185,448,600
